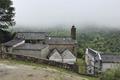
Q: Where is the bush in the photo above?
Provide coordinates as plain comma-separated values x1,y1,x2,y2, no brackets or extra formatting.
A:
100,67,120,80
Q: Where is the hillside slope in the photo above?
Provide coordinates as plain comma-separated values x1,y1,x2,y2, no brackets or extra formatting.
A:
0,60,95,80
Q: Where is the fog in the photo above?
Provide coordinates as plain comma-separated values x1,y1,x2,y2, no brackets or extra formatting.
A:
13,0,120,28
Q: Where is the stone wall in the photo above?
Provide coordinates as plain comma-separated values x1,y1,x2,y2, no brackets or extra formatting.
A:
0,53,79,73
11,46,49,59
102,63,120,71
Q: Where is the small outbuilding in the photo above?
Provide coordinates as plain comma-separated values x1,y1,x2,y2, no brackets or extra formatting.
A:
85,48,120,75
2,39,25,53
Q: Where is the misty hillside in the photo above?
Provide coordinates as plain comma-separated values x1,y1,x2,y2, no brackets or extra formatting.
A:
14,26,120,58
47,26,120,58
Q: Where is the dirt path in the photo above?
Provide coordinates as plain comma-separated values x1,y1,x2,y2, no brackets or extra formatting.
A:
0,60,88,80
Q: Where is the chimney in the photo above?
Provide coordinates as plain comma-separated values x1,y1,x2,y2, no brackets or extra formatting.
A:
71,25,76,40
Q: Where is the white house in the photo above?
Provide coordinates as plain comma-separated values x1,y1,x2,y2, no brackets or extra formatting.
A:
85,48,120,75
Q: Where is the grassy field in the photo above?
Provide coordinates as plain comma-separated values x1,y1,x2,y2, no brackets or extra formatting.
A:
0,59,98,80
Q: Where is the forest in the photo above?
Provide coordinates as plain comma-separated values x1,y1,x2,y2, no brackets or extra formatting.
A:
47,25,120,58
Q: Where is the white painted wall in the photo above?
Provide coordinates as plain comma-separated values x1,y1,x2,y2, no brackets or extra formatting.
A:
85,49,95,74
62,59,76,64
85,49,95,66
102,63,120,71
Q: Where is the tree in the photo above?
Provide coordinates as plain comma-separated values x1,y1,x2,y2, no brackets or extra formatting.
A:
0,0,15,43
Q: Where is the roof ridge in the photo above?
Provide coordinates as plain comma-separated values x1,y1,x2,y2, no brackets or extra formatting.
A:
87,48,102,60
48,36,71,38
17,32,47,33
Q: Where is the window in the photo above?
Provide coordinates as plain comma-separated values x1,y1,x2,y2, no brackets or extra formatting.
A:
6,47,9,52
25,40,30,43
95,60,98,63
88,69,92,74
43,42,45,44
32,40,36,44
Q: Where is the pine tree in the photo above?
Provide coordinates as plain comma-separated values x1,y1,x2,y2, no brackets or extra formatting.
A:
0,0,15,30
0,0,15,43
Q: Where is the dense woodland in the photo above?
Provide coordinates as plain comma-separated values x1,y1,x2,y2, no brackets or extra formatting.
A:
47,26,120,58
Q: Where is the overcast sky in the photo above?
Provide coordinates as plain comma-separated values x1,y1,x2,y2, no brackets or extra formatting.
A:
13,0,120,27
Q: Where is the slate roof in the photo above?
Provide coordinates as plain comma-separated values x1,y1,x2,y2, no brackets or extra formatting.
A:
15,32,48,40
101,54,120,63
14,43,48,50
49,48,69,54
61,49,76,59
3,39,24,47
87,48,102,61
88,48,120,63
56,48,67,53
47,49,60,59
46,36,77,45
87,48,100,57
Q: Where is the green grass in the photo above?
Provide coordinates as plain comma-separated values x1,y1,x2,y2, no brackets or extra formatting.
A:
86,76,99,80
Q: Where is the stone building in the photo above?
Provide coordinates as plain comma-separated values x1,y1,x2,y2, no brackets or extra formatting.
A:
3,39,25,53
3,39,49,59
2,26,77,64
85,48,120,75
15,32,48,44
46,36,77,56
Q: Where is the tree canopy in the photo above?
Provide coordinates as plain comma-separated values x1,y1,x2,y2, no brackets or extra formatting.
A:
0,0,15,43
100,67,120,80
47,26,120,58
0,0,15,29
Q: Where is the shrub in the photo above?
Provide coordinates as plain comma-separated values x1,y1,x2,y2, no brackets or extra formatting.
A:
100,67,120,80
